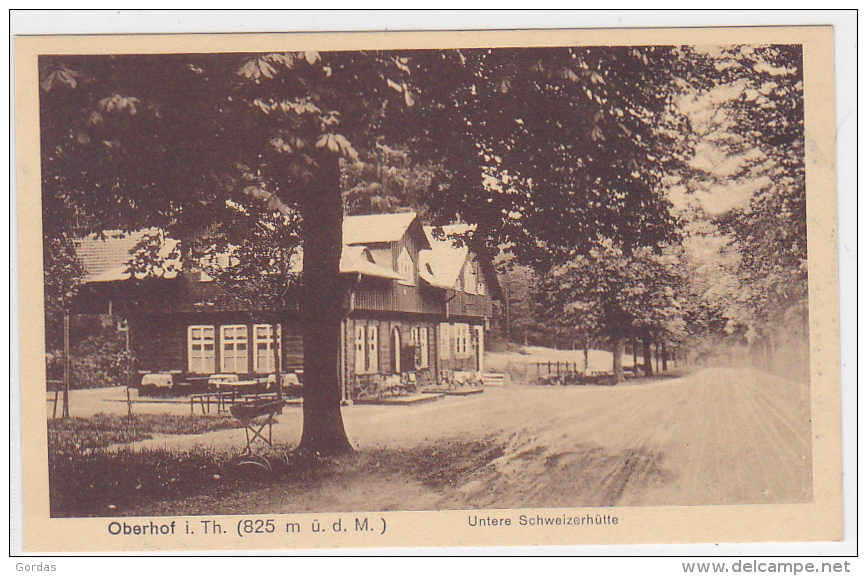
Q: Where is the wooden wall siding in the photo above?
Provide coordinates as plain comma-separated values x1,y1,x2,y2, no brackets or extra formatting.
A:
134,315,186,373
446,258,494,319
440,354,478,372
446,289,493,319
345,317,437,378
352,279,444,315
282,323,304,372
132,312,305,380
350,229,498,317
75,273,301,317
351,232,447,315
436,321,484,373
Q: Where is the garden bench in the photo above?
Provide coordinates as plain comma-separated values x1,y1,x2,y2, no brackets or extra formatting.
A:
481,373,505,386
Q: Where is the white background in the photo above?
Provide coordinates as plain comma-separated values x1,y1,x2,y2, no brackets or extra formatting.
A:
5,8,859,573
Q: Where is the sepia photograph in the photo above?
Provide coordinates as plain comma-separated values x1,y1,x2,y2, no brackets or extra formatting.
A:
14,20,843,553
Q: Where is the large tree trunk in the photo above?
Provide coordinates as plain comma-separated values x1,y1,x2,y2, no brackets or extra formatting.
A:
612,336,624,384
297,154,353,457
642,335,653,377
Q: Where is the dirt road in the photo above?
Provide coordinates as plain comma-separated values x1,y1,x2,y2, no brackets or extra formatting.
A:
122,367,811,515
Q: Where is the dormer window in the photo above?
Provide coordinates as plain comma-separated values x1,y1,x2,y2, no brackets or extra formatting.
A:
198,246,238,282
397,246,415,286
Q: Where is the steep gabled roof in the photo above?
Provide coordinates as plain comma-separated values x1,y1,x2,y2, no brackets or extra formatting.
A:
420,224,503,300
342,211,426,246
75,229,180,283
339,246,403,280
74,213,490,289
419,224,472,290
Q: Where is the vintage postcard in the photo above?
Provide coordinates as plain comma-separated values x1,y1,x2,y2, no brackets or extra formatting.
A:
14,24,841,552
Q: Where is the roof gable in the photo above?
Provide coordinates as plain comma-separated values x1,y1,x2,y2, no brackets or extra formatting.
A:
420,224,503,300
419,225,471,290
342,212,421,246
75,229,180,283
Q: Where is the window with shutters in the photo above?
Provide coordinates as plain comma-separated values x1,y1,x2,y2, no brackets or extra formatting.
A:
354,325,367,374
187,325,215,374
253,324,280,373
367,325,379,373
418,327,429,368
439,323,451,360
220,325,249,373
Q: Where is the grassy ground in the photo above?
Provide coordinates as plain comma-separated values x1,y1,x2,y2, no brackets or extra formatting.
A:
52,438,505,518
48,413,242,453
48,413,244,517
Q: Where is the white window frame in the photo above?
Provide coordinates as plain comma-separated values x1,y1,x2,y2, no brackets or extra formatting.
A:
187,325,215,374
455,323,471,357
253,324,281,374
397,246,415,286
220,324,249,374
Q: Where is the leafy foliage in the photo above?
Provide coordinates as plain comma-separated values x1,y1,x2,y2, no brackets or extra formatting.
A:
538,238,685,344
45,314,131,388
342,145,438,216
677,45,807,331
403,46,685,266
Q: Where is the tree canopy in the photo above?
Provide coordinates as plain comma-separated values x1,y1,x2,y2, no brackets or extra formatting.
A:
39,41,809,450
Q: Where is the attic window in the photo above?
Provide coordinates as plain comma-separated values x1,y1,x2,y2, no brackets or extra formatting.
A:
397,247,415,286
198,246,238,282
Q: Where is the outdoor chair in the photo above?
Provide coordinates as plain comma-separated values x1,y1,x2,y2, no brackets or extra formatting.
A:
415,368,434,389
230,398,284,453
438,369,455,389
380,374,405,397
352,374,375,400
401,371,418,393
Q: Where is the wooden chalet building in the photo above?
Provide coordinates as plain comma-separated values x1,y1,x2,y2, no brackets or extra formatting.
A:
72,212,501,400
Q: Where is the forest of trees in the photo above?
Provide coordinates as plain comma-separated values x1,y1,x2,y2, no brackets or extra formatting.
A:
40,44,808,454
